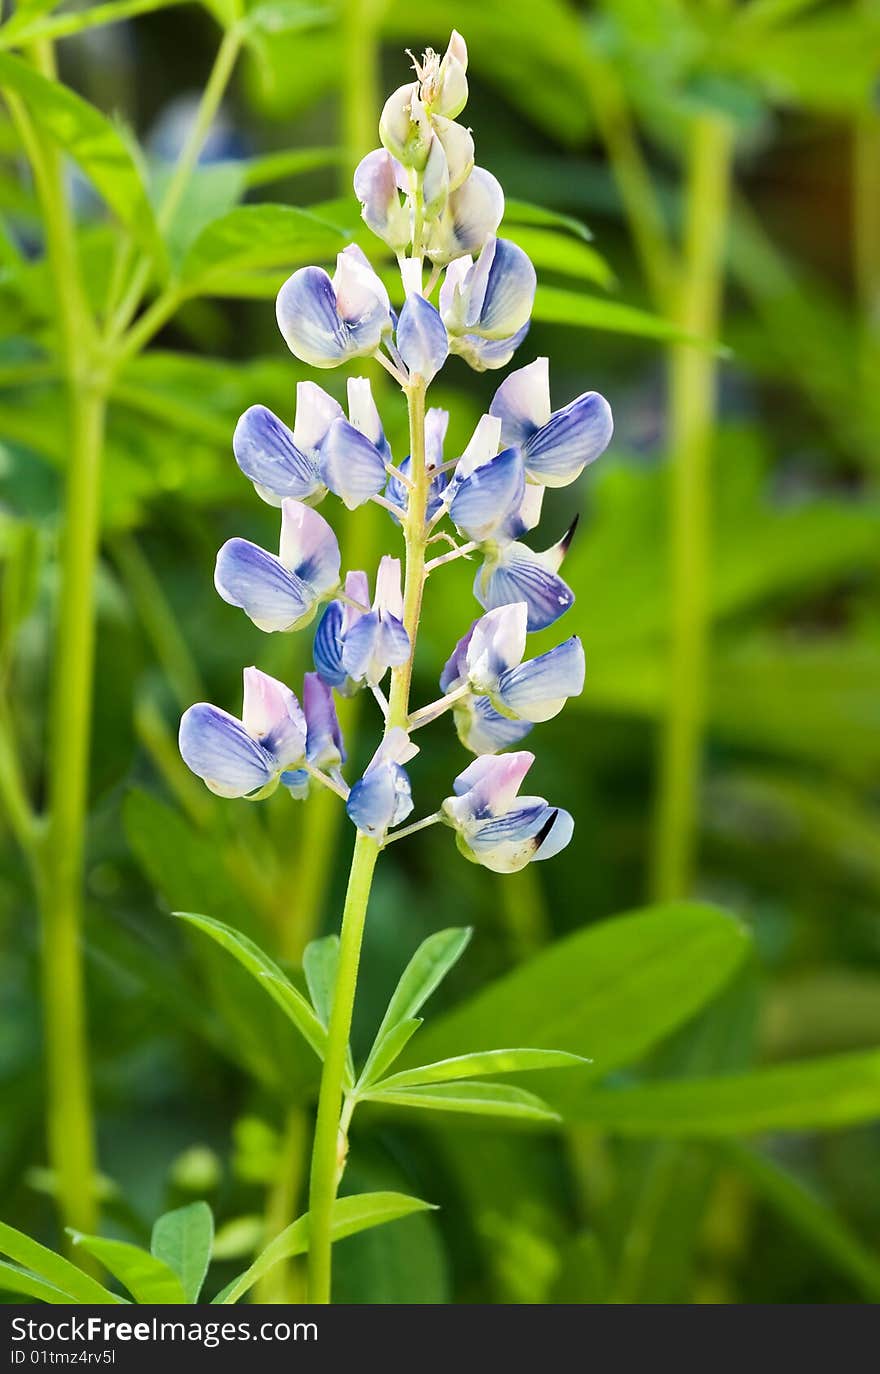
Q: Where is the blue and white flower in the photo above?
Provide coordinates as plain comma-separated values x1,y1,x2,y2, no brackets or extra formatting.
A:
385,405,450,523
276,244,392,369
346,727,419,838
233,378,387,511
314,559,409,690
281,671,347,799
426,166,504,266
441,601,584,746
396,280,449,383
442,751,574,873
179,666,307,799
490,356,613,487
215,499,341,633
440,238,536,371
353,148,411,252
472,520,578,632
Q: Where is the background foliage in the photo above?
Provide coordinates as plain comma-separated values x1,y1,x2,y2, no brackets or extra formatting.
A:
1,0,879,1304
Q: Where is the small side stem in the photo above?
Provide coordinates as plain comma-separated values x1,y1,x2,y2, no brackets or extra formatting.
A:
387,379,428,730
650,115,734,900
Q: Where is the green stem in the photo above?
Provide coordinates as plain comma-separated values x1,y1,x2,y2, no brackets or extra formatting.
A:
650,115,733,901
338,0,380,180
306,831,380,1303
306,376,429,1304
254,1108,309,1302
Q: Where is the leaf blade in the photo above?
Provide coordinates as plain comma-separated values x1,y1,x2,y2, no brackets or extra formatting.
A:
366,1081,561,1124
71,1235,187,1304
376,1047,589,1091
0,1220,123,1305
150,1202,214,1304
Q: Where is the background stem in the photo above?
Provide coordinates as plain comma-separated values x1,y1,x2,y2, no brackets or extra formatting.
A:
650,115,734,900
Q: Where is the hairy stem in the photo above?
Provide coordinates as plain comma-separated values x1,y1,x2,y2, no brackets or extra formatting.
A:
651,115,734,900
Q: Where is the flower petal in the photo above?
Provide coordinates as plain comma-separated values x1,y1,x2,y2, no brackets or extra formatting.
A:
292,380,343,452
179,703,274,798
340,610,409,685
353,148,410,250
489,356,551,447
524,391,614,487
318,416,387,510
474,541,574,631
466,603,528,690
347,376,391,461
466,803,572,872
449,321,530,372
279,499,341,593
448,750,534,816
426,166,504,264
496,635,585,722
439,621,474,691
233,405,321,506
215,538,311,633
313,599,346,687
448,447,525,543
276,265,351,368
396,293,449,383
241,666,307,766
303,670,345,769
453,695,533,755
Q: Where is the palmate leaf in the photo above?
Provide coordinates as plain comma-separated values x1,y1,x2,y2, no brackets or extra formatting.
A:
71,1235,187,1304
213,1192,436,1304
0,1220,123,1304
358,928,472,1086
175,912,328,1061
150,1202,214,1304
0,53,163,261
367,1081,561,1124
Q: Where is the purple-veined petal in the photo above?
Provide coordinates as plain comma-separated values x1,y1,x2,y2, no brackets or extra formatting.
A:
292,380,343,451
453,695,533,756
341,611,410,685
496,636,585,722
465,803,572,872
448,447,525,543
318,417,387,510
346,726,416,836
279,499,341,593
466,603,528,690
353,148,410,250
276,265,351,368
179,703,274,798
347,376,391,461
215,538,312,633
474,541,574,631
524,391,613,487
281,767,310,800
489,356,551,447
241,666,306,767
313,599,346,687
233,405,321,506
303,670,345,769
469,238,536,339
396,293,449,383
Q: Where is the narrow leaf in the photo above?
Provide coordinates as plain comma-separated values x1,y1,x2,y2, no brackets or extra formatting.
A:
373,927,472,1051
0,1220,123,1305
504,197,593,241
175,911,327,1061
0,1260,81,1305
357,1018,423,1090
71,1235,187,1304
151,1201,214,1304
366,1080,561,1124
213,1192,435,1304
377,1047,588,1091
533,285,712,345
303,935,339,1028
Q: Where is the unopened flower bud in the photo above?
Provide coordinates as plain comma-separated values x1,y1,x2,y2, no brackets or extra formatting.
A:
424,31,468,119
433,116,474,191
379,81,432,170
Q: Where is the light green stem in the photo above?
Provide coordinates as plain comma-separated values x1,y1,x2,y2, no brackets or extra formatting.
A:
306,831,380,1303
650,115,734,900
306,377,429,1303
338,0,380,181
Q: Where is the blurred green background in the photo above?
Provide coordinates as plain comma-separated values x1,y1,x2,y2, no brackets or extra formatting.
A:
1,0,879,1304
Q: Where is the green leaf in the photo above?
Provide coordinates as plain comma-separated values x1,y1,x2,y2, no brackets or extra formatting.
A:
725,1142,880,1302
213,1192,435,1304
0,53,162,259
242,0,333,39
533,285,707,344
367,1081,561,1124
302,935,339,1028
505,226,615,289
0,0,187,50
175,911,328,1062
567,1048,880,1136
357,1018,423,1090
503,197,593,240
241,146,341,189
0,1220,123,1304
71,1235,187,1303
409,904,750,1109
374,1047,588,1091
150,1202,214,1304
0,1260,82,1305
178,204,347,293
